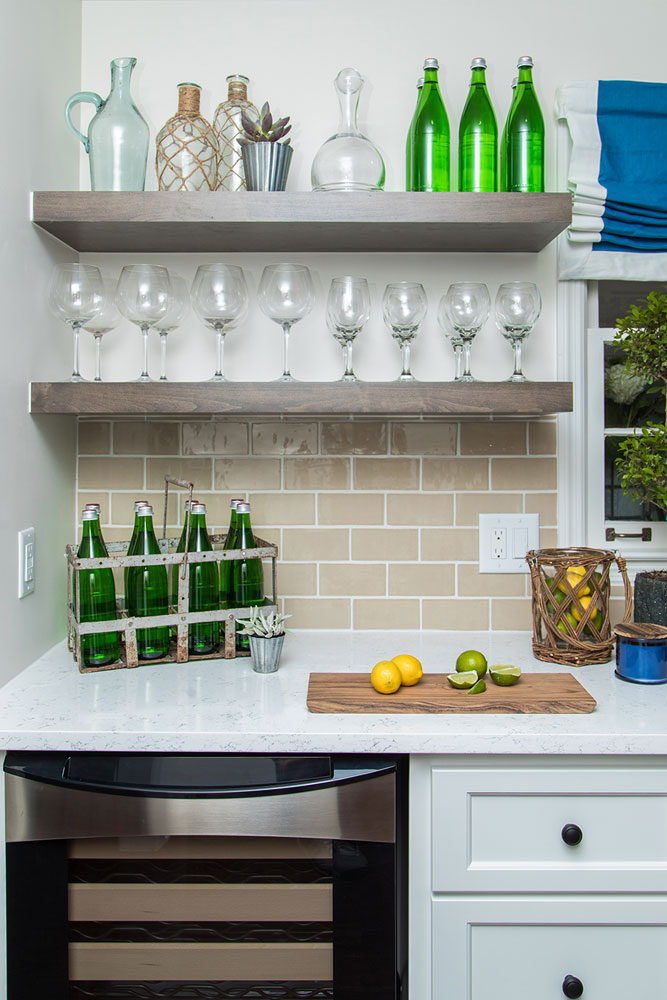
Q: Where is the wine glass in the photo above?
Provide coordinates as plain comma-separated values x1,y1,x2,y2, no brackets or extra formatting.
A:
437,296,464,380
441,282,490,382
258,263,315,382
48,263,103,381
191,264,248,382
382,281,427,381
82,279,120,382
115,264,171,382
495,281,542,382
326,276,371,382
155,275,190,381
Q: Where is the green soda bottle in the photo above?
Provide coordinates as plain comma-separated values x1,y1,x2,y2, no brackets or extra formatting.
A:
499,76,518,192
231,502,264,651
405,75,424,190
458,58,498,192
186,502,219,656
408,58,450,192
220,497,244,608
126,504,170,660
124,500,150,601
76,509,119,668
171,499,200,607
506,56,544,193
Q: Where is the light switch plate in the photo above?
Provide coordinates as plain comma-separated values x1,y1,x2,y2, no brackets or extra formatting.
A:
18,527,35,598
479,514,539,573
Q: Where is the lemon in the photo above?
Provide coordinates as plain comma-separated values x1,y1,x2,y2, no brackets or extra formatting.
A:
456,649,488,678
371,660,402,694
447,670,479,689
469,677,486,695
571,595,595,622
569,565,587,577
489,665,522,686
558,571,591,597
392,653,423,686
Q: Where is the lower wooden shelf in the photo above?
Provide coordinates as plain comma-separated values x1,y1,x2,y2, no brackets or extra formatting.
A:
29,380,573,416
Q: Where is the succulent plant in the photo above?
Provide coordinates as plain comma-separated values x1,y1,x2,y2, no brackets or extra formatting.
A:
236,606,291,637
239,102,291,145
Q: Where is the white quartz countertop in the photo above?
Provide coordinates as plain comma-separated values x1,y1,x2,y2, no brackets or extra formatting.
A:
0,631,665,755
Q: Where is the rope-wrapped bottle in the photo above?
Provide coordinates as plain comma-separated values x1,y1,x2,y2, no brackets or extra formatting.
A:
156,82,219,191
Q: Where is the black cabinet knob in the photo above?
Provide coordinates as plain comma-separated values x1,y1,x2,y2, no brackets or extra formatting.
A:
562,974,584,998
561,823,583,846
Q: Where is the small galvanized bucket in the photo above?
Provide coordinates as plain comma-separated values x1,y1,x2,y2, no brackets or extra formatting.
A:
249,634,285,673
241,142,293,191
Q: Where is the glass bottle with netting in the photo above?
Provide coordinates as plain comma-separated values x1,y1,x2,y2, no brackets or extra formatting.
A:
458,58,498,192
156,83,219,191
213,75,258,190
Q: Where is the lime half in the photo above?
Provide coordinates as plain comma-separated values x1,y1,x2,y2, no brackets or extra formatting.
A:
469,678,487,695
489,665,522,686
447,670,479,689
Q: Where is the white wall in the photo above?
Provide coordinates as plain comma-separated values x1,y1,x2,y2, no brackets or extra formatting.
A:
0,0,81,680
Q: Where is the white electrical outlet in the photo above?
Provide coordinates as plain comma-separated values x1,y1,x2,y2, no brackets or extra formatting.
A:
18,527,35,598
479,514,539,573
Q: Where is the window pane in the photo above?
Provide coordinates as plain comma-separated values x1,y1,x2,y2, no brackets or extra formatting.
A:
605,436,663,521
598,280,667,327
604,342,664,428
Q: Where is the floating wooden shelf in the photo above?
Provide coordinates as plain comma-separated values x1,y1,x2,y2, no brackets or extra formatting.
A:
32,191,571,254
30,381,573,417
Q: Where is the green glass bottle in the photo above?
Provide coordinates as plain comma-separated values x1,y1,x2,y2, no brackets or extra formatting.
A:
76,509,119,668
499,76,518,192
458,57,498,192
126,504,170,660
171,499,200,608
506,56,544,193
186,502,219,655
124,500,150,600
405,75,424,191
220,497,244,608
232,502,264,651
408,58,450,192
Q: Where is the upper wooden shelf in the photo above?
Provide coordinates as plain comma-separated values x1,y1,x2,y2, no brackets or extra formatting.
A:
30,381,573,417
31,191,572,254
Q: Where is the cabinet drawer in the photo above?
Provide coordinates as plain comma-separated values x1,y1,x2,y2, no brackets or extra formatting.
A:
432,766,667,892
433,897,667,1000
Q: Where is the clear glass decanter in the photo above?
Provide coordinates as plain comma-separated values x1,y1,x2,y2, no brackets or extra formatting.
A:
155,83,219,191
311,68,385,192
213,74,258,190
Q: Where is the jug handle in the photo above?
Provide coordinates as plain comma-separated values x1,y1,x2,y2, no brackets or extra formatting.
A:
65,91,104,154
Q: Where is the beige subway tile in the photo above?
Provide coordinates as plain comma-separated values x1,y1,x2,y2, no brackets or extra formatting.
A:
421,528,478,562
423,458,488,491
460,421,526,455
389,563,455,597
92,525,133,544
423,599,490,630
78,492,110,523
252,422,317,455
111,491,178,526
282,528,349,561
491,599,533,630
78,421,110,455
276,563,317,596
283,598,350,629
529,420,557,455
320,563,386,596
113,421,179,455
352,528,418,561
248,526,281,549
525,492,558,524
321,421,387,455
182,422,249,456
319,493,384,525
354,458,419,490
284,457,350,490
79,457,144,491
456,492,523,526
458,563,525,597
354,599,420,629
391,421,457,455
249,493,315,526
147,457,212,491
214,458,280,490
492,458,557,491
540,528,559,549
387,493,453,526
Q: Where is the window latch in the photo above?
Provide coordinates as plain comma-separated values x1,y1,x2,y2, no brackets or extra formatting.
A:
605,527,652,542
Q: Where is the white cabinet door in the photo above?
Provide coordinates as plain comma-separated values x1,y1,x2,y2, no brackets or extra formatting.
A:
433,898,667,1000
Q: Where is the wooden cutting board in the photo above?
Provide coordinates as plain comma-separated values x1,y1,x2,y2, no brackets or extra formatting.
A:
307,672,596,714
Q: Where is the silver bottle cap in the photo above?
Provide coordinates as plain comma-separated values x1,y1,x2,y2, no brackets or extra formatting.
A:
423,58,439,70
81,509,99,521
417,77,424,89
511,77,518,88
134,500,150,512
231,497,244,508
191,503,207,515
138,505,153,516
236,502,251,514
471,57,487,69
84,503,101,513
517,56,534,67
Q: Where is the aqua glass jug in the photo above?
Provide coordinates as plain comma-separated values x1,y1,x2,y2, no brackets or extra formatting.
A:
65,57,149,191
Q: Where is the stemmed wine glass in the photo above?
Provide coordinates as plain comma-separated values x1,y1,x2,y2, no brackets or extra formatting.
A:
48,263,103,381
115,265,171,382
83,279,120,382
326,276,371,382
191,264,247,382
437,296,464,380
495,281,542,382
155,275,190,381
258,263,315,382
441,282,490,382
382,282,427,381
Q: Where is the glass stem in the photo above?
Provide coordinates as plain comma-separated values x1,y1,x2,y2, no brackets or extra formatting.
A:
513,339,523,377
401,341,411,377
454,344,463,380
215,326,226,379
140,325,150,379
72,322,82,379
94,333,102,382
344,342,354,377
282,322,292,378
462,339,473,378
159,332,168,381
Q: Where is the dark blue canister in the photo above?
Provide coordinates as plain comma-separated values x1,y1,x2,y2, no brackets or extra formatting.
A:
615,623,667,684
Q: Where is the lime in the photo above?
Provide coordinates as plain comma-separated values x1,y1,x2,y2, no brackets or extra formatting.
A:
456,649,488,678
469,677,487,695
447,670,479,689
489,665,522,686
